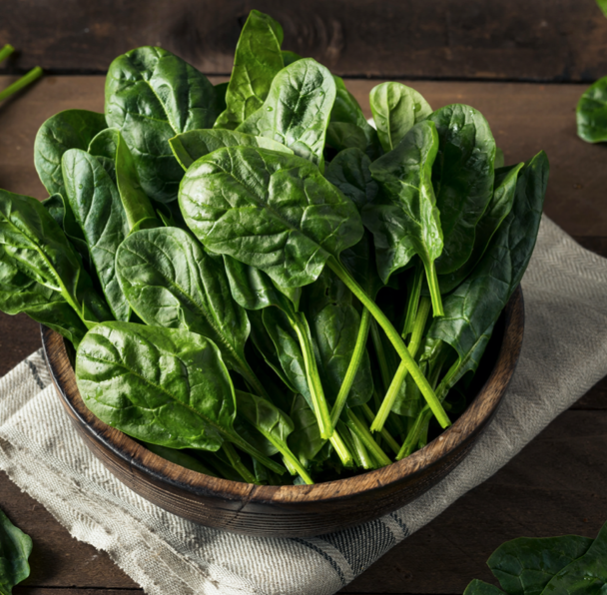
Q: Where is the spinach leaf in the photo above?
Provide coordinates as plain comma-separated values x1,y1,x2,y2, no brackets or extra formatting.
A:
169,129,292,170
179,146,363,289
288,393,327,466
34,109,107,196
282,51,303,66
438,163,524,294
142,442,219,477
428,151,548,394
235,390,314,483
214,10,284,130
429,104,496,274
42,193,90,266
237,58,336,167
89,128,159,231
487,535,593,595
541,522,607,595
0,189,111,327
325,148,378,211
114,227,264,396
213,82,229,116
365,120,444,314
0,508,32,595
369,82,432,152
105,46,218,203
464,579,505,595
62,149,131,321
576,76,607,143
0,251,87,346
76,321,284,474
326,122,369,153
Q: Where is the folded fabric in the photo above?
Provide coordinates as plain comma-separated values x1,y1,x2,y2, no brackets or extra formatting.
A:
1,215,606,595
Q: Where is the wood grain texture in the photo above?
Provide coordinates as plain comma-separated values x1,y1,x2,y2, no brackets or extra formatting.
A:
41,291,523,538
2,76,607,236
2,0,607,82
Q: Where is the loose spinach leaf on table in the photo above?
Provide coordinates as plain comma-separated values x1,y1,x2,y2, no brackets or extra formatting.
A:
114,226,264,396
0,508,32,595
429,104,496,275
370,82,432,152
237,58,336,167
34,109,107,196
464,580,506,595
179,146,363,289
576,76,607,143
214,10,284,130
105,46,219,203
76,321,284,474
487,535,593,595
169,129,292,170
62,149,131,321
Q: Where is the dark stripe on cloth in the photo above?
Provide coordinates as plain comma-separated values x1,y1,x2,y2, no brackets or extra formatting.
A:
291,537,348,586
26,359,45,390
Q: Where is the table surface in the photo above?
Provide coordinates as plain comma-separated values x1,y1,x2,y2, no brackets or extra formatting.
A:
1,74,606,595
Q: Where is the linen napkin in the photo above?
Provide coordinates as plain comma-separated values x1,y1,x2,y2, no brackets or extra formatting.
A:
1,215,606,595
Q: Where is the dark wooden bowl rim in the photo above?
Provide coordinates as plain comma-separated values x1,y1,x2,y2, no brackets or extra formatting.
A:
42,287,524,510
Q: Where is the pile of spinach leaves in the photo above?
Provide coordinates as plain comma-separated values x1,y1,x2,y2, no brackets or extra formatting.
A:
0,10,548,485
464,521,607,595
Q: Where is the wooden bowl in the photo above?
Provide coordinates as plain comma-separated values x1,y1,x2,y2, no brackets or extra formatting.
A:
42,286,524,538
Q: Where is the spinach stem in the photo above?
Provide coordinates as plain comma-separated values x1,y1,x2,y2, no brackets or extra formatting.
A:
348,425,376,469
271,442,314,485
330,307,371,425
289,312,334,440
403,261,423,338
423,260,444,317
329,256,451,430
371,296,431,432
330,429,355,468
346,408,392,467
0,66,42,102
0,44,14,63
396,406,432,460
361,403,400,454
370,319,392,392
222,443,260,484
228,434,286,475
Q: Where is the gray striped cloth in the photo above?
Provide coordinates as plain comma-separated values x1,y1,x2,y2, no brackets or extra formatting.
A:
1,215,606,595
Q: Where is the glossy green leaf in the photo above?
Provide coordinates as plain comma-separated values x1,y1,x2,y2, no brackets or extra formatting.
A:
76,322,235,451
541,522,607,595
577,76,607,143
0,189,111,327
438,163,524,294
0,250,87,347
179,146,363,289
214,10,284,130
364,120,443,314
169,129,292,170
429,104,496,274
325,148,378,212
213,82,228,116
114,227,261,392
340,231,384,300
326,122,368,153
370,82,432,152
428,151,548,391
282,51,303,66
237,58,336,166
34,109,107,196
487,535,593,595
288,393,327,465
105,46,218,203
463,579,505,595
89,128,159,231
62,149,131,321
0,507,32,595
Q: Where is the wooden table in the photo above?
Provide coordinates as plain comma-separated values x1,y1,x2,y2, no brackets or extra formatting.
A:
1,74,606,595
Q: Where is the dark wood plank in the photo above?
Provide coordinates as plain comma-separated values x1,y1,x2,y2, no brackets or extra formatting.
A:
3,76,607,237
571,377,607,410
341,410,607,593
0,312,40,376
0,471,138,589
2,0,607,82
15,590,141,594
